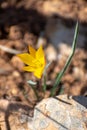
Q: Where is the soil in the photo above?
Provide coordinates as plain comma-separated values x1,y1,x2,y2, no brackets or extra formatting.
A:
0,0,87,130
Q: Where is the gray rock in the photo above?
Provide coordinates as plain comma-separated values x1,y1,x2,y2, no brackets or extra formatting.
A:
28,95,87,130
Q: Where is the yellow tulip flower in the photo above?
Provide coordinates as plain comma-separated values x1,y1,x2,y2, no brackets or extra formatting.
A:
17,45,46,79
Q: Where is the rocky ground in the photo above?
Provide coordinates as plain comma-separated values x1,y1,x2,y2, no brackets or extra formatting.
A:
0,0,87,130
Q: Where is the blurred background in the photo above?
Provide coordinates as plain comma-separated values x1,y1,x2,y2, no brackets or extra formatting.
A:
0,0,87,104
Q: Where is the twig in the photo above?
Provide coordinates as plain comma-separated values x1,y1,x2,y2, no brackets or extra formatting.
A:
0,45,22,54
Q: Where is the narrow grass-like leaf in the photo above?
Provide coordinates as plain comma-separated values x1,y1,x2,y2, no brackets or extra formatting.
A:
50,22,79,96
43,62,52,92
27,80,37,86
27,80,39,100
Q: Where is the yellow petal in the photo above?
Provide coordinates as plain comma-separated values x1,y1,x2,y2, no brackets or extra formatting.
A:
38,56,46,65
17,53,34,65
23,66,35,72
36,45,44,59
17,45,46,79
29,46,36,58
34,67,44,79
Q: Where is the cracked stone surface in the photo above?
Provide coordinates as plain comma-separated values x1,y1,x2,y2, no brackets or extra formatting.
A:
28,95,87,130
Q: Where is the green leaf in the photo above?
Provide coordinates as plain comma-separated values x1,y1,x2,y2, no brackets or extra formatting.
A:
27,80,37,86
43,61,52,92
50,21,79,96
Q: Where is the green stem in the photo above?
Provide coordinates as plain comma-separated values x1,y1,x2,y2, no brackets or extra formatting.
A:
43,74,47,92
43,62,52,92
32,86,39,100
50,22,79,97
